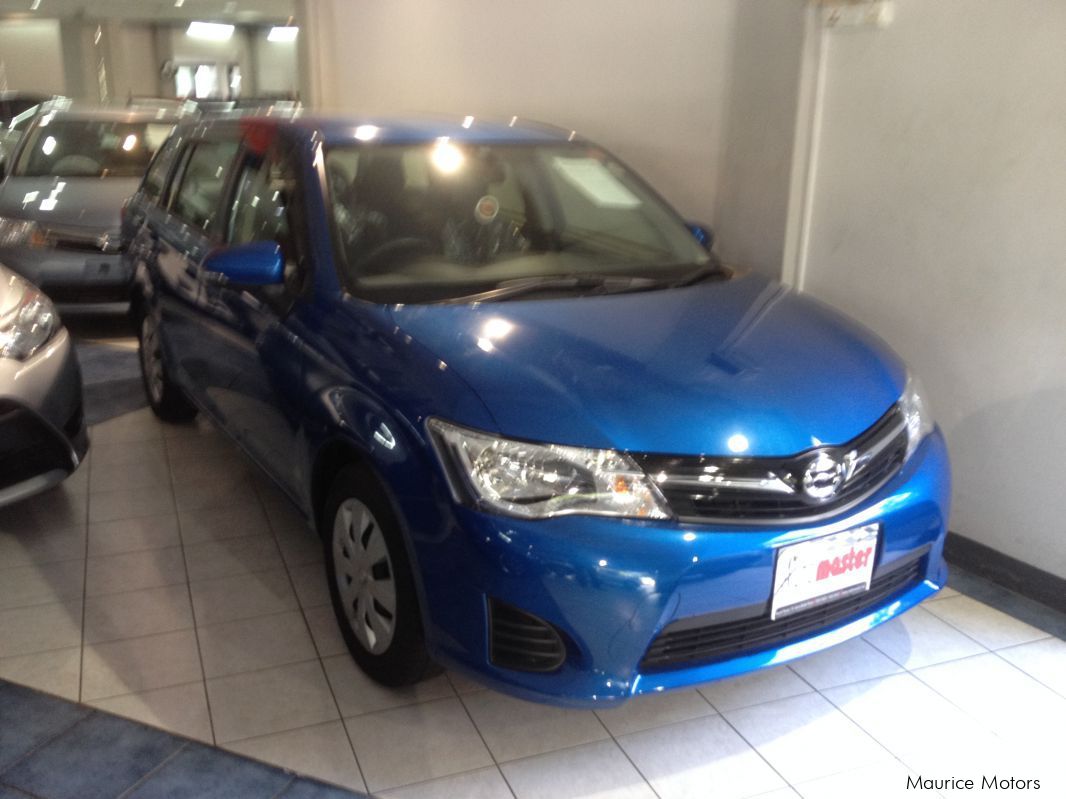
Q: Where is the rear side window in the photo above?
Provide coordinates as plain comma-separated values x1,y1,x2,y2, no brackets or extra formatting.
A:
170,139,239,233
141,134,182,203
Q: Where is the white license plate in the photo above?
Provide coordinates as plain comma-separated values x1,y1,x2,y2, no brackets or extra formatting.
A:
771,524,879,620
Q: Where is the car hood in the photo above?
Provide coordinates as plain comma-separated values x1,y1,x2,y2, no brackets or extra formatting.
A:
389,272,907,457
0,176,137,231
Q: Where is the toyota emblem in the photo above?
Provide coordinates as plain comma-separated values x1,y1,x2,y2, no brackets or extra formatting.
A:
802,452,845,501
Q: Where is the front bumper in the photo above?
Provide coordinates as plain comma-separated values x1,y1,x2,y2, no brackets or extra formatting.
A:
0,245,130,301
0,327,88,506
414,428,951,707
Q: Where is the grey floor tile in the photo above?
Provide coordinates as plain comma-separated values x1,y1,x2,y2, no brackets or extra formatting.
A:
90,439,167,468
207,660,339,743
125,742,290,799
81,629,202,701
279,779,367,799
1,712,182,799
198,611,317,679
88,682,214,743
379,767,511,799
87,515,181,557
183,535,285,582
303,605,349,658
85,547,187,597
84,584,193,644
178,503,273,545
189,568,298,626
0,525,85,569
501,739,656,799
323,655,453,717
0,600,82,658
617,714,786,799
0,485,87,533
0,560,85,610
225,721,366,793
89,458,172,494
174,476,261,512
461,689,608,763
0,647,81,701
595,688,716,736
89,485,175,524
723,692,890,785
0,681,89,772
345,697,493,792
290,562,332,608
165,432,241,462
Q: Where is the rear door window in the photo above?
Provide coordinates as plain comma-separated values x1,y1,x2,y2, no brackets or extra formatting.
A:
169,139,239,233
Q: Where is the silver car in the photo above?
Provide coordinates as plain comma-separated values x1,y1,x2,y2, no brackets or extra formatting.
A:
0,263,87,506
0,101,179,302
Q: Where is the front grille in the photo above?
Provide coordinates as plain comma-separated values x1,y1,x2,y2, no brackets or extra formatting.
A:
640,553,925,672
489,599,566,673
638,404,908,523
0,400,74,490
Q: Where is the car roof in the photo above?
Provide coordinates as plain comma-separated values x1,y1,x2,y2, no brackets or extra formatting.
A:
16,100,185,125
186,113,582,146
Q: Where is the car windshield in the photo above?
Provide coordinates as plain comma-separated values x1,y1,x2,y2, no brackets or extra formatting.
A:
14,118,174,179
325,141,712,303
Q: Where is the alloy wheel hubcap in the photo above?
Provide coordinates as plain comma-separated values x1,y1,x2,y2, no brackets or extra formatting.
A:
140,315,164,404
332,498,396,654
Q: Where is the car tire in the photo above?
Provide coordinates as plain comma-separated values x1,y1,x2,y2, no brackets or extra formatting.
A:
323,464,439,686
137,309,198,422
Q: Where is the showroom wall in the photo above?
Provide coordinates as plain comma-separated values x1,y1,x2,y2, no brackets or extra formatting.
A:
252,28,299,98
797,0,1066,578
297,0,737,226
0,18,65,94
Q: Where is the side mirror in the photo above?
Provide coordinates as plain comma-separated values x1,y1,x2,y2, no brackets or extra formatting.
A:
203,241,284,286
687,222,714,252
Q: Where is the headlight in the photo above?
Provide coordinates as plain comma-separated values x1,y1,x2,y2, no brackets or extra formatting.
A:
428,418,670,520
0,217,38,248
900,372,934,459
0,273,59,360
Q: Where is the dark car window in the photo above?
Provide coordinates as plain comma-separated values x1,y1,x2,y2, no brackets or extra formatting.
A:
14,118,174,178
170,139,240,233
325,142,709,303
142,133,183,204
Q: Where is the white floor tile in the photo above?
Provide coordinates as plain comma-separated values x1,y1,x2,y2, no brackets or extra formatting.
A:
794,761,934,799
323,654,454,717
207,660,339,743
90,409,165,444
183,535,284,582
89,458,172,494
264,501,322,568
461,689,609,762
997,637,1066,697
0,485,86,533
698,665,812,712
165,432,241,462
596,688,716,736
303,605,349,658
89,485,175,524
89,681,213,743
84,584,193,643
446,670,488,695
921,585,959,602
198,610,317,679
167,454,252,485
345,696,494,792
379,767,512,799
85,547,187,596
0,559,85,609
289,561,331,608
502,739,656,799
188,568,298,626
723,692,889,785
788,638,903,690
0,600,82,658
0,525,85,568
89,439,167,468
0,646,81,700
862,606,986,669
914,652,1066,745
178,503,273,545
922,595,1049,650
81,628,202,701
617,714,786,799
225,720,366,793
173,475,261,512
87,515,181,556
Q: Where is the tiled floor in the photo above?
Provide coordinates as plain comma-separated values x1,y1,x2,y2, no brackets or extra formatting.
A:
1,406,1065,798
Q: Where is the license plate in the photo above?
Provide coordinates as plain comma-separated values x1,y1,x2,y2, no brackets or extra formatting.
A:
771,524,879,620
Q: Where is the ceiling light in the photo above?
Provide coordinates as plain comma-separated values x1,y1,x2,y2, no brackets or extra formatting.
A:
174,0,185,7
187,21,235,41
268,26,298,42
30,0,41,10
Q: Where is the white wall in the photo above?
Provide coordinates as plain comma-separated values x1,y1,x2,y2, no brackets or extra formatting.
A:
713,0,806,276
799,0,1066,578
252,29,298,96
114,24,161,99
0,19,65,94
301,0,738,223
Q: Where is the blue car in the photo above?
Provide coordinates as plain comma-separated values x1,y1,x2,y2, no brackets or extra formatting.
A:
125,114,950,706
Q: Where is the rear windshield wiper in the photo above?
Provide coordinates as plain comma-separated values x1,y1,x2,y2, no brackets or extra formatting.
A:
442,274,662,304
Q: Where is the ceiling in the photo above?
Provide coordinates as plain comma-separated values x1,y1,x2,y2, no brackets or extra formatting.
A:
0,0,294,24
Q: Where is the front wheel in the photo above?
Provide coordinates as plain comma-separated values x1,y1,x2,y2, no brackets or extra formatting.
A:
323,465,438,686
138,310,197,422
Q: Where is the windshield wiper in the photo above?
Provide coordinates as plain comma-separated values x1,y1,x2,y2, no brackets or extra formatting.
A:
442,274,662,304
671,262,731,288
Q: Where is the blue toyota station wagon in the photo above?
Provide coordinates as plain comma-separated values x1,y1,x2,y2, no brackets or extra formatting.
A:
124,114,950,706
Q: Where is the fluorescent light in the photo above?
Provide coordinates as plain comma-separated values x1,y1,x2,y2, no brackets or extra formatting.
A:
187,21,235,41
268,26,298,42
30,0,41,10
174,0,185,6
